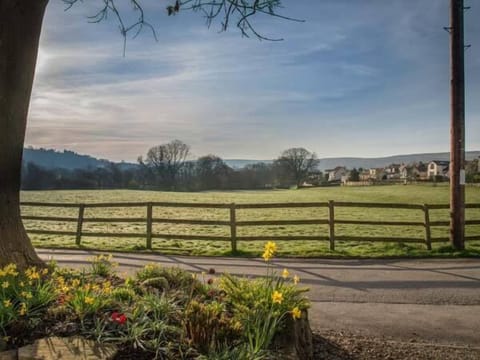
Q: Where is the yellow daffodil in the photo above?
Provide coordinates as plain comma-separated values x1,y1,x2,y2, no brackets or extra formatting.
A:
3,300,12,308
19,303,27,316
293,275,300,285
71,279,81,288
262,251,272,262
102,281,112,294
20,291,33,300
2,281,9,289
272,291,283,304
265,241,277,253
3,264,18,277
25,267,40,281
282,268,289,279
291,307,302,320
262,241,277,262
84,296,95,305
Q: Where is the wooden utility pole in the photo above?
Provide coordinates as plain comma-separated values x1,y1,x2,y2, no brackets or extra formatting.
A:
449,0,466,250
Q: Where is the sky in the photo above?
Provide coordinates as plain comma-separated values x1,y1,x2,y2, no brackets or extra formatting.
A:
26,0,480,162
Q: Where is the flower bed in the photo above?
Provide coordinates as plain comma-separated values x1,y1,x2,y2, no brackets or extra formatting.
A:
0,243,311,359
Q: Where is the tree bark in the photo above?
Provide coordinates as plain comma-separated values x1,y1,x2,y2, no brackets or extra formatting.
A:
0,0,49,268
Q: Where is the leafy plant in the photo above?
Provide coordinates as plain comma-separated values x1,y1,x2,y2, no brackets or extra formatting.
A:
89,254,117,277
218,242,309,355
0,264,56,336
184,299,241,354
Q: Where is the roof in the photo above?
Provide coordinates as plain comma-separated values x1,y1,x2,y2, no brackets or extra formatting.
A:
430,160,450,166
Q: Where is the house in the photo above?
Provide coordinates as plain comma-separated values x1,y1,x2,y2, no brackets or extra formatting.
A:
427,161,450,178
385,163,402,179
368,168,386,180
359,170,371,181
327,166,348,182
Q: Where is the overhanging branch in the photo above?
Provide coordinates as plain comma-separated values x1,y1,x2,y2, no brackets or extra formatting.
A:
63,0,303,53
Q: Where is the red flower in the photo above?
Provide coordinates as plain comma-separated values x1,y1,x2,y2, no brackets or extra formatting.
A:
207,278,214,285
117,314,127,325
111,312,127,325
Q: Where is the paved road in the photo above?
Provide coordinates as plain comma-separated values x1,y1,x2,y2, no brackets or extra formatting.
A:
37,249,480,346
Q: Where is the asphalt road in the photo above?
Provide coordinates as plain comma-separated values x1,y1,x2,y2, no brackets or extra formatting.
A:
37,249,480,346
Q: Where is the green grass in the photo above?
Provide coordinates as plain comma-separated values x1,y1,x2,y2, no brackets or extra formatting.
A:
21,184,480,258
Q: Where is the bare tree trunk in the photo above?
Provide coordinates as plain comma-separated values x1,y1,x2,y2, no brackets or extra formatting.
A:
0,0,49,268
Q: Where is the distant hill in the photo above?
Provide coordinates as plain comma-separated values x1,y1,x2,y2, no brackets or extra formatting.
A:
22,148,137,170
317,152,480,171
23,147,480,172
225,152,480,171
224,159,272,169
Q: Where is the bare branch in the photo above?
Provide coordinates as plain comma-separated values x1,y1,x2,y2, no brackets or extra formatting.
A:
63,0,303,54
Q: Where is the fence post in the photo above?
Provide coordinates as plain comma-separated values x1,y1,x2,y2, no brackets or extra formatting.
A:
328,200,335,251
146,202,153,250
230,203,237,254
423,204,432,250
75,204,85,246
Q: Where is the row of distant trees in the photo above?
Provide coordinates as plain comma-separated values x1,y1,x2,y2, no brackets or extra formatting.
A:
21,140,322,191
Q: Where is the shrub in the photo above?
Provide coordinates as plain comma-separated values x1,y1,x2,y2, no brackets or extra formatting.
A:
110,287,137,304
184,299,241,354
136,264,201,293
89,254,117,277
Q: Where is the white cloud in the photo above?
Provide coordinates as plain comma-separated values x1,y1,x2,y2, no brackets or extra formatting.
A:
26,0,480,161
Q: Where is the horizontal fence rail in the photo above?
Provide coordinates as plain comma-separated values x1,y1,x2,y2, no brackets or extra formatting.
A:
20,201,480,252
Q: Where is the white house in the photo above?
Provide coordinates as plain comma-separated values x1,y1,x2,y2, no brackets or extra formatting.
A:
368,168,386,180
427,161,450,178
327,167,348,182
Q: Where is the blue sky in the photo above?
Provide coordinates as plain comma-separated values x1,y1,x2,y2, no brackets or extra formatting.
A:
27,0,480,161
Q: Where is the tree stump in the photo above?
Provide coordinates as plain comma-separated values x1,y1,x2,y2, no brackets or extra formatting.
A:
273,310,314,360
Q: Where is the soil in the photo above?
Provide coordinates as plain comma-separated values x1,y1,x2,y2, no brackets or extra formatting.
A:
313,330,480,360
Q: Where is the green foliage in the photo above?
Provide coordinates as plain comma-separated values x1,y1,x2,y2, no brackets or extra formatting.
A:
110,287,137,304
67,286,110,321
196,344,267,360
218,255,309,356
141,276,169,291
136,264,201,293
1,243,310,357
184,299,241,354
110,294,184,356
0,265,56,336
89,254,117,277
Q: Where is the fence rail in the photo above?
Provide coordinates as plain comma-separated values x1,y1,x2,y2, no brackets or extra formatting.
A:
20,201,480,252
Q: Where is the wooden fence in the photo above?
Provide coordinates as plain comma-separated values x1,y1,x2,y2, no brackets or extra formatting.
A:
21,201,480,252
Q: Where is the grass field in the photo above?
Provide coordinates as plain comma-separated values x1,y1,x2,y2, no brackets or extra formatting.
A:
21,184,480,258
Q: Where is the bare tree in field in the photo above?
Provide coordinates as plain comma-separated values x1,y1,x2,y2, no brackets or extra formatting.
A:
0,0,299,268
275,148,320,187
139,140,190,190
